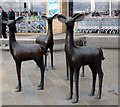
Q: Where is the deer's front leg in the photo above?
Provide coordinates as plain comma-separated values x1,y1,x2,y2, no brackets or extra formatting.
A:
15,61,22,92
37,64,45,90
50,47,55,70
66,66,74,100
65,60,69,81
45,53,48,71
72,67,80,104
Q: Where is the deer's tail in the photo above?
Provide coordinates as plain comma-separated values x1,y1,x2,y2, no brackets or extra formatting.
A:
100,48,105,60
41,45,46,55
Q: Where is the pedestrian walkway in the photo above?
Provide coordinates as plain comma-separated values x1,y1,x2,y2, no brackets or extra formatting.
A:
1,49,118,105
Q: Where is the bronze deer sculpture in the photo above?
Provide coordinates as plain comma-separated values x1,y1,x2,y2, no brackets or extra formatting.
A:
2,17,45,92
36,14,58,70
58,14,104,103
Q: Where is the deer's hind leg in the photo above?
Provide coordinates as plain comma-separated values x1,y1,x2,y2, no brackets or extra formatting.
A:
50,47,55,70
95,63,104,99
88,64,97,96
35,58,45,90
44,49,48,71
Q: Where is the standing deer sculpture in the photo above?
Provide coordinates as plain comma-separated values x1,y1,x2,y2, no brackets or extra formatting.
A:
58,14,104,103
36,14,58,70
2,17,45,92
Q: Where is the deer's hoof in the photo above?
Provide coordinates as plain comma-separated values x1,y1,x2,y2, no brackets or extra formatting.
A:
15,88,21,92
51,66,55,70
65,76,69,81
45,68,48,71
37,86,44,90
95,94,101,99
81,73,84,77
72,98,78,104
37,84,41,87
88,92,94,96
66,95,72,100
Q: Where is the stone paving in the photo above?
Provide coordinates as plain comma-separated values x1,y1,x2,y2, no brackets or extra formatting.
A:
1,48,119,105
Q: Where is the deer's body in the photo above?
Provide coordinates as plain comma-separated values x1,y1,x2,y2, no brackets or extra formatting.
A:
3,17,45,92
10,42,43,61
36,26,53,49
58,14,104,104
66,46,103,66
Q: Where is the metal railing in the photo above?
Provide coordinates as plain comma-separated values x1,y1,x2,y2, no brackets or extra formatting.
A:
74,17,119,34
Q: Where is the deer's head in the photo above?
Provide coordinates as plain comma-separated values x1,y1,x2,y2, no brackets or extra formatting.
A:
42,14,58,24
58,13,87,27
2,17,23,28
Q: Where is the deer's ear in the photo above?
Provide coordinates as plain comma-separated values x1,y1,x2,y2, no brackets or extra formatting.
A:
58,15,66,23
52,14,58,19
42,16,48,20
2,17,8,24
73,14,85,22
15,17,23,23
72,13,79,18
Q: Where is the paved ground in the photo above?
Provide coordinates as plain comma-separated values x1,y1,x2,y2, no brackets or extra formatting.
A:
1,48,119,105
1,33,119,51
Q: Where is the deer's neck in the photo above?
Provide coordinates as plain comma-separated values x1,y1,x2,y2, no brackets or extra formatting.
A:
9,26,17,45
47,22,53,36
65,25,74,48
